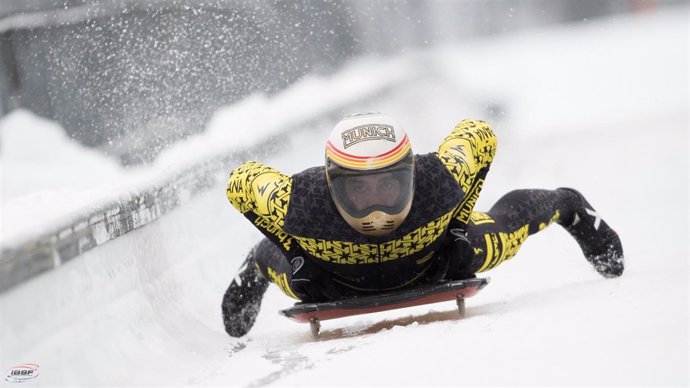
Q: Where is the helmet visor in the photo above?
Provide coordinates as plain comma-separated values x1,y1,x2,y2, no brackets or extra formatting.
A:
328,155,414,219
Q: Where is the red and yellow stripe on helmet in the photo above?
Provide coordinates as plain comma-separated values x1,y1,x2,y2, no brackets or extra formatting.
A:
326,134,411,170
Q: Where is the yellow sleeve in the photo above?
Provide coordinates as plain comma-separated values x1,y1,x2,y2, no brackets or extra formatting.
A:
226,161,292,229
437,119,497,194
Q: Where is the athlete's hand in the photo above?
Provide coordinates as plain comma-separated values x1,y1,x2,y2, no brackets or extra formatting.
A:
289,256,341,303
443,227,475,280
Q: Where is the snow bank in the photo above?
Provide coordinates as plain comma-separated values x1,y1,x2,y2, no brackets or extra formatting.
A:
0,54,417,292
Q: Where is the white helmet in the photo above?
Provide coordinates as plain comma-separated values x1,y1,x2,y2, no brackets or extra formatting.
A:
325,113,414,237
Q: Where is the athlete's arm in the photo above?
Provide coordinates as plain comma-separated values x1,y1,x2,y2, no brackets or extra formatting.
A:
226,161,291,224
226,162,341,301
436,119,497,193
226,161,296,254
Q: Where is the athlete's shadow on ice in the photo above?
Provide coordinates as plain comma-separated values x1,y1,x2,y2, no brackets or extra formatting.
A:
288,305,496,342
291,279,606,341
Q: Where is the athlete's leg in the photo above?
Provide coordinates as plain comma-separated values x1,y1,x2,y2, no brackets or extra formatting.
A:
252,238,301,300
555,188,624,277
463,189,566,274
221,238,288,337
462,189,623,277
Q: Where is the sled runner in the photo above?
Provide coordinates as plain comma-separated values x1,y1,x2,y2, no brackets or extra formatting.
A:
280,277,489,338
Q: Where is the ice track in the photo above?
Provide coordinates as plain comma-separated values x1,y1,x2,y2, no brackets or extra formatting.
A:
1,7,687,386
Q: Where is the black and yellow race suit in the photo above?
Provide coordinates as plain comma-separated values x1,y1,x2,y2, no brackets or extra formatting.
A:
226,119,564,300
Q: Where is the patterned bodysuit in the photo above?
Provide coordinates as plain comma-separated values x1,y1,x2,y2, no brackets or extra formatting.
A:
226,119,569,299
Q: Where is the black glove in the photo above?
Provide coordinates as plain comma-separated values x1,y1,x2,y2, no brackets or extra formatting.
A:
289,256,342,303
439,227,475,281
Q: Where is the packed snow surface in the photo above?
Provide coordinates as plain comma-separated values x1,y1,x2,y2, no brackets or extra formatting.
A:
1,6,687,386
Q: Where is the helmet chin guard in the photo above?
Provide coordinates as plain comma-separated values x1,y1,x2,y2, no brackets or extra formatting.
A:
336,206,413,238
325,113,414,237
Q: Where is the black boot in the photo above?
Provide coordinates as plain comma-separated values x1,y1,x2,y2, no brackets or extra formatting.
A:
557,188,624,278
221,252,270,337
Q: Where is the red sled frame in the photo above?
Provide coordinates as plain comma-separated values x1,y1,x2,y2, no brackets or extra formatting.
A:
280,277,490,337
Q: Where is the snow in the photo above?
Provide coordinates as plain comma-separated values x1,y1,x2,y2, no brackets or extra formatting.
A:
0,54,413,247
0,111,127,245
1,5,688,387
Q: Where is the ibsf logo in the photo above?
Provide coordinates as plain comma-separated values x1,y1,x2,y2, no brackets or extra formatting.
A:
5,364,39,383
341,124,396,149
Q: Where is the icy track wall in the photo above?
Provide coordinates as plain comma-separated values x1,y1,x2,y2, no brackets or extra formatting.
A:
0,61,414,293
0,0,653,164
